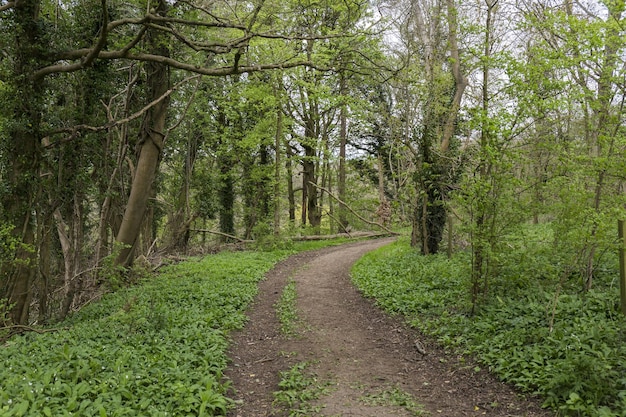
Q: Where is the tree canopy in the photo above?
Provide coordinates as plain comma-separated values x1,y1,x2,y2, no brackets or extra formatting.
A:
1,0,625,342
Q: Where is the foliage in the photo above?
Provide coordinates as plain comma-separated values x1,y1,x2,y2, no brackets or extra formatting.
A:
98,242,132,291
0,223,34,270
252,222,294,252
272,361,330,417
0,250,291,416
275,279,301,337
352,237,626,416
360,385,426,416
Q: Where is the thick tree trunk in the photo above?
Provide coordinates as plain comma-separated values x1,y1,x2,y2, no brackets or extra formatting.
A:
115,0,170,266
303,115,321,229
410,0,467,256
116,131,164,266
1,0,43,325
303,146,321,229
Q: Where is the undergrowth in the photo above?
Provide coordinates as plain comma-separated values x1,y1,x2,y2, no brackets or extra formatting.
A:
352,237,626,417
0,235,359,416
273,361,331,417
276,279,302,337
0,250,290,416
360,384,426,416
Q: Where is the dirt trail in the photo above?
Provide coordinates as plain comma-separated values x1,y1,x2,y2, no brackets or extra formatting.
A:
225,239,554,417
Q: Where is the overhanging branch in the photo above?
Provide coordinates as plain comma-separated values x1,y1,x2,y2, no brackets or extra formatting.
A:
0,1,15,12
43,74,202,146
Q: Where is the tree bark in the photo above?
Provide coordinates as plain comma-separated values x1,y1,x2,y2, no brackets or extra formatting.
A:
274,109,283,235
1,0,44,324
285,140,296,223
115,0,170,266
338,73,349,230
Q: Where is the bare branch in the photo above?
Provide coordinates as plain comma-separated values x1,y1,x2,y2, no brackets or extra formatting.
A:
440,0,468,154
0,1,15,12
33,27,147,79
309,182,399,236
30,0,109,78
175,0,233,25
82,0,109,68
146,12,247,30
190,229,253,243
43,74,201,145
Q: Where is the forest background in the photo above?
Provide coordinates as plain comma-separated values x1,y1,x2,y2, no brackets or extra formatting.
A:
1,0,626,402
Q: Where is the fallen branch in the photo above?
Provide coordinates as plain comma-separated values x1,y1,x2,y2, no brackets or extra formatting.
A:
0,325,69,339
309,182,399,236
292,231,390,241
321,207,352,236
190,229,253,243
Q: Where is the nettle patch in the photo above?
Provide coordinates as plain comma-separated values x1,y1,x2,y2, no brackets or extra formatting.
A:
0,251,288,417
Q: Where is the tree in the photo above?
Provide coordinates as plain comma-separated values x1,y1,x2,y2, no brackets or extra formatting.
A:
385,0,468,254
1,0,45,325
0,0,379,323
518,0,626,290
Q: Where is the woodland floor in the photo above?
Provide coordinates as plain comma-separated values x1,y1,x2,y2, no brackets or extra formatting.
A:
224,238,555,417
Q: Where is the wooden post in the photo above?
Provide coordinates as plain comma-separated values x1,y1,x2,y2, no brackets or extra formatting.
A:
619,220,626,316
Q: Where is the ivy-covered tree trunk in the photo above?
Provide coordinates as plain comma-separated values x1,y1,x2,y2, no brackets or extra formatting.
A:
338,73,349,230
303,142,321,229
1,0,44,325
411,123,449,255
273,107,283,235
285,140,296,223
408,0,467,255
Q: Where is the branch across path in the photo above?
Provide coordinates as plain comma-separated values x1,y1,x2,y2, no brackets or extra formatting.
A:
225,239,554,417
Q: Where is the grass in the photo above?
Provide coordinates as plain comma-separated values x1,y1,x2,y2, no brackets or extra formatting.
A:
351,236,626,417
1,251,292,416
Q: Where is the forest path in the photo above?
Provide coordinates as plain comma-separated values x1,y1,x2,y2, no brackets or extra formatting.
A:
225,238,553,417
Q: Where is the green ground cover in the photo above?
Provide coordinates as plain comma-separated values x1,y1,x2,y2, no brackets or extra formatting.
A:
352,237,626,417
0,236,358,417
0,249,296,417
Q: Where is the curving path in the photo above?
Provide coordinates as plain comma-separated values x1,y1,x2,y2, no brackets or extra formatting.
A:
225,239,553,417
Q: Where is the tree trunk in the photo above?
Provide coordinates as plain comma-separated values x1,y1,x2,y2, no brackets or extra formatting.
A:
286,140,296,223
274,108,283,235
410,0,467,256
218,157,236,240
115,0,170,266
338,73,348,230
1,0,44,324
471,0,496,311
303,145,321,229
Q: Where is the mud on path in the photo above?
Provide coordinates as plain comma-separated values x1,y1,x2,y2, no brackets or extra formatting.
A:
225,239,554,417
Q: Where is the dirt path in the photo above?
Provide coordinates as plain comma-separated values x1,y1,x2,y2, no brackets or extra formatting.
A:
225,239,554,417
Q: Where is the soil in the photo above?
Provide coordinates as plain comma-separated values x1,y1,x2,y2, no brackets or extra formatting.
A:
224,238,555,417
